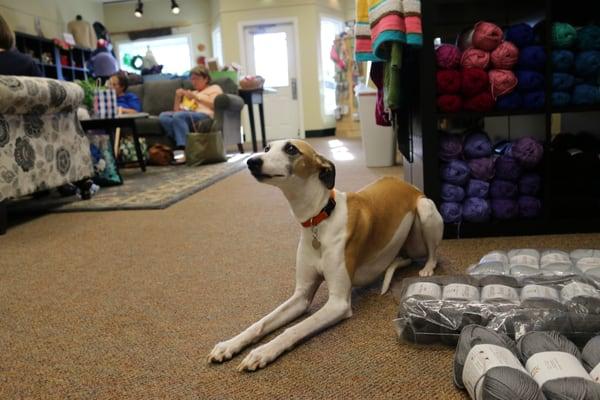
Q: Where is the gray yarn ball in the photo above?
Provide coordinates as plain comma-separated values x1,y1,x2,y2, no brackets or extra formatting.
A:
583,335,600,373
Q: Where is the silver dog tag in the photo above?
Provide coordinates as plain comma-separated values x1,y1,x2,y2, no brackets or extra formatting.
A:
312,237,321,250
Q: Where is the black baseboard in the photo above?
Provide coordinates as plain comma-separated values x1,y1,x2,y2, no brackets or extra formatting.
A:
305,128,336,138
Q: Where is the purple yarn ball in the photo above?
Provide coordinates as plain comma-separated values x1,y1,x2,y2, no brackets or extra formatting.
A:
463,131,493,159
468,157,495,181
518,196,542,218
440,160,470,186
495,155,522,181
441,183,466,202
463,197,491,223
439,132,463,161
441,202,463,223
466,179,490,198
436,44,462,69
490,179,518,199
491,199,519,219
519,173,541,195
510,137,544,168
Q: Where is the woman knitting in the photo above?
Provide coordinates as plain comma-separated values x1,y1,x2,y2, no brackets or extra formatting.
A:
159,65,222,164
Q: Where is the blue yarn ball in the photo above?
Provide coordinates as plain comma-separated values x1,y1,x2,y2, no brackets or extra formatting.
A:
496,92,523,110
491,199,519,220
552,91,571,106
518,196,542,218
463,131,493,159
517,46,547,71
516,70,545,92
441,183,466,203
440,202,463,223
523,91,545,109
572,84,600,105
552,50,575,72
519,173,542,196
553,73,575,91
506,23,534,48
463,197,491,223
490,179,518,199
440,160,470,186
575,51,600,78
466,179,490,198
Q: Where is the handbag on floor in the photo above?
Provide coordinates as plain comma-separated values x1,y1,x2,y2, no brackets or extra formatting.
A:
148,144,173,166
185,131,226,166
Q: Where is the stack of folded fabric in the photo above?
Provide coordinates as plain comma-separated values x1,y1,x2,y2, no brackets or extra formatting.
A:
551,22,600,106
437,21,520,113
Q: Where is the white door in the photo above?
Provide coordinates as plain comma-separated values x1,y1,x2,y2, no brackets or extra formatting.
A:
244,23,300,141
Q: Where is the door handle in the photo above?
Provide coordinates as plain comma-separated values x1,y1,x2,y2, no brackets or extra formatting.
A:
291,78,297,100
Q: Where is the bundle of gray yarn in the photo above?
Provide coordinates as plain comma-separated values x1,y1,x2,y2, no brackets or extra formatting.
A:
454,325,544,400
583,335,600,373
517,331,600,400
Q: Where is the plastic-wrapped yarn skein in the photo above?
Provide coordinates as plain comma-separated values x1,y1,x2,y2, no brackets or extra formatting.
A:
397,281,443,344
540,249,573,275
454,325,544,400
468,157,495,181
517,331,600,400
520,284,562,309
582,335,600,373
508,249,540,276
561,281,600,314
469,251,509,276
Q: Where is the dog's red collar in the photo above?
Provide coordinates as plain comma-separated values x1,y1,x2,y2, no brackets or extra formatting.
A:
301,191,336,228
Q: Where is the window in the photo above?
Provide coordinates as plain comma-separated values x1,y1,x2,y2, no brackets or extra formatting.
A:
212,26,223,65
320,17,344,115
117,35,192,75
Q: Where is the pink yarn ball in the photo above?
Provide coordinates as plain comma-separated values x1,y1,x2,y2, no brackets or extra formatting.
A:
472,21,503,51
461,48,490,69
436,44,462,69
491,41,519,69
489,69,518,99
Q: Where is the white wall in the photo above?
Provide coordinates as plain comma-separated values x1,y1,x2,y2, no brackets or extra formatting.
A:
0,0,104,39
102,0,212,67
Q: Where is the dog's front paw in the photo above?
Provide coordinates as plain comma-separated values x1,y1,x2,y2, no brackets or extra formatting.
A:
418,264,436,277
237,344,280,372
207,341,238,364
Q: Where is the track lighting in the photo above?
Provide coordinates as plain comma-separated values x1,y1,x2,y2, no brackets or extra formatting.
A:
171,0,180,14
134,0,143,18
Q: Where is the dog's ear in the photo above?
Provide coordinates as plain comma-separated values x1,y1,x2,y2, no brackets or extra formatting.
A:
315,154,336,189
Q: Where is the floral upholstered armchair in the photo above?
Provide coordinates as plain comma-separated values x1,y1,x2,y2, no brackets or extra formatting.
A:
0,76,94,233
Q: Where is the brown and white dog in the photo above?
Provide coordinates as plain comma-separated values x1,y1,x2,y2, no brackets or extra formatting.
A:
207,139,443,371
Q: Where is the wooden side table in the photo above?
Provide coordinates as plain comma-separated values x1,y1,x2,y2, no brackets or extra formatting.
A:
238,88,266,152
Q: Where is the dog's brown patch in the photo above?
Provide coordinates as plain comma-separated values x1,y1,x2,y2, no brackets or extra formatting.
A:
290,140,322,179
344,177,423,280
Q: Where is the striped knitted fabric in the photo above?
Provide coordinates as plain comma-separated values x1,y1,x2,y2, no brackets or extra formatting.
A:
354,0,422,62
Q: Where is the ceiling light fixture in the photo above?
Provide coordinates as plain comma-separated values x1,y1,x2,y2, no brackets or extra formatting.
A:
134,0,143,18
171,0,180,14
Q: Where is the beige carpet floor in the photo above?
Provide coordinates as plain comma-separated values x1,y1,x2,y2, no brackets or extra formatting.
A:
1,137,599,400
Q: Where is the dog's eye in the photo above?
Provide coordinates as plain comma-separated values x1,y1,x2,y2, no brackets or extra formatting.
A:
284,143,299,156
264,145,271,153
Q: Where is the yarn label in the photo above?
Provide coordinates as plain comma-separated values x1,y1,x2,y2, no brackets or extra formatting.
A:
405,282,442,300
520,284,560,303
463,344,527,400
560,282,600,302
481,252,508,265
541,252,571,267
576,257,600,273
442,284,480,302
509,254,539,267
526,351,592,387
481,285,520,304
591,363,600,383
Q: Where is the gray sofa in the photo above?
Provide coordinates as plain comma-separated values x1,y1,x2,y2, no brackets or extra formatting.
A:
0,76,94,234
128,77,244,151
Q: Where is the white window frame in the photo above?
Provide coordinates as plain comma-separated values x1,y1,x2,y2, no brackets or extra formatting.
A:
211,25,223,65
318,15,344,117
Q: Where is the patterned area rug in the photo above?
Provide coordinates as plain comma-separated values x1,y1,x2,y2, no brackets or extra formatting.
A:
10,153,251,212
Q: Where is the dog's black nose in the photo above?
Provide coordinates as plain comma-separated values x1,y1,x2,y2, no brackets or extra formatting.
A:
247,157,263,173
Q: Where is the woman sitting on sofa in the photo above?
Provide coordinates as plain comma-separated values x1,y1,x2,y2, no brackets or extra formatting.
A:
109,71,141,114
159,65,222,164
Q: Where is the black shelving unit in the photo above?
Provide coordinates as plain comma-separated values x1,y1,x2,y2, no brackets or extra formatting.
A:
14,32,93,82
403,0,600,239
